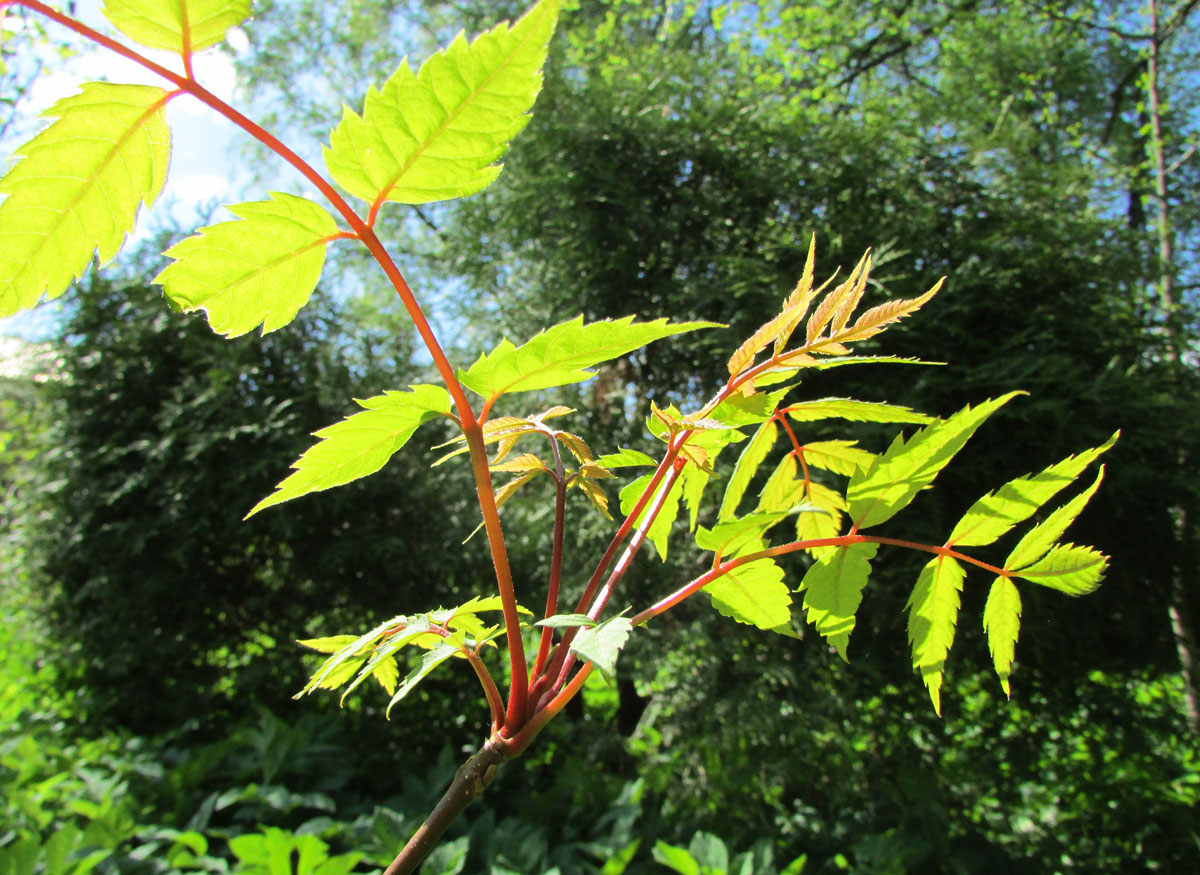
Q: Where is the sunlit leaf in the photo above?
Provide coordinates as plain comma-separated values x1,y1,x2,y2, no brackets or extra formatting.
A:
247,385,452,516
695,512,788,555
705,557,792,633
906,556,965,715
983,577,1021,696
798,542,878,660
535,614,596,629
570,617,633,682
785,398,932,425
619,472,685,560
835,278,942,344
847,393,1021,529
155,193,339,337
459,315,716,399
595,447,657,469
947,433,1117,547
757,453,807,514
387,642,461,717
103,0,251,53
325,0,560,205
0,83,170,317
719,419,777,521
1012,544,1107,595
799,440,875,476
796,481,845,559
1005,467,1106,571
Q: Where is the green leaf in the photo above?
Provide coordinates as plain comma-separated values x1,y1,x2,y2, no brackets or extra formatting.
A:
757,453,808,513
947,433,1117,547
982,576,1021,696
297,616,404,696
651,842,700,875
785,397,933,424
719,418,778,522
695,512,788,555
459,315,717,399
535,613,596,628
297,635,359,654
906,556,966,715
0,83,171,318
800,440,875,476
103,0,252,53
570,616,633,682
154,193,339,337
1012,544,1107,595
709,387,792,427
618,471,685,560
1005,467,1106,571
338,621,434,704
248,385,452,517
798,542,878,660
796,481,845,559
681,461,711,531
706,557,793,633
595,447,657,469
386,642,461,717
324,0,560,205
847,392,1021,529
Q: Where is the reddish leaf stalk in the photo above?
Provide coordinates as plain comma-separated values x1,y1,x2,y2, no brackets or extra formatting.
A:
546,461,685,700
465,649,505,733
537,436,688,691
530,434,567,685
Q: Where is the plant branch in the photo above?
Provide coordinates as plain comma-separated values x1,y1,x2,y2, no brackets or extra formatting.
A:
530,433,567,686
546,461,684,700
383,737,510,875
537,436,688,692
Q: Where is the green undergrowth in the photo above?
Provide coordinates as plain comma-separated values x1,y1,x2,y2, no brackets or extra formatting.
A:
3,578,1199,874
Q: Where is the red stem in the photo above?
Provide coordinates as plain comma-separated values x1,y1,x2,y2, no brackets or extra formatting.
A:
546,461,685,700
465,649,505,733
536,437,688,691
530,434,567,687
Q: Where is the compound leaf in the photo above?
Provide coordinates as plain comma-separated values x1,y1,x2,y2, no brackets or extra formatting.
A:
906,556,966,715
705,557,792,632
459,315,716,399
1012,544,1107,595
982,577,1022,696
570,617,633,682
103,0,251,53
248,385,452,517
1005,467,1105,571
798,542,878,660
848,393,1021,529
325,0,559,205
155,193,339,337
0,83,170,318
947,433,1117,547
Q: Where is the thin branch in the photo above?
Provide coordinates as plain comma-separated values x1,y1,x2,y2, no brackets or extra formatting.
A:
530,432,567,686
